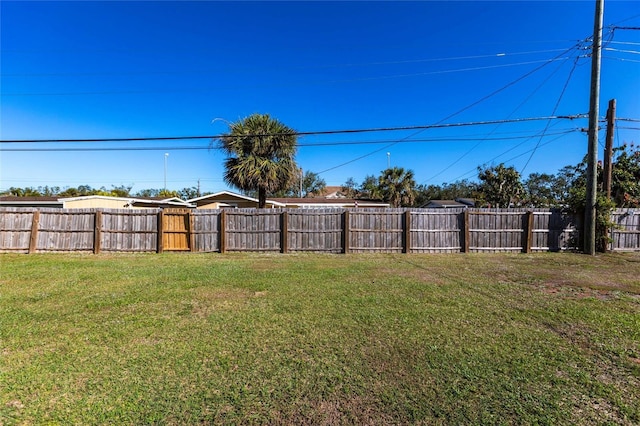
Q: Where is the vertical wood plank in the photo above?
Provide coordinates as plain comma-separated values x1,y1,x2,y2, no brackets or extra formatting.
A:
343,210,350,254
189,211,195,252
463,210,470,253
525,210,534,253
220,210,227,253
94,210,102,254
157,210,164,253
281,211,288,253
28,211,40,254
404,210,411,254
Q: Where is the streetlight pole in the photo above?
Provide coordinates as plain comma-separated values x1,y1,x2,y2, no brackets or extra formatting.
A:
164,153,169,191
387,152,391,169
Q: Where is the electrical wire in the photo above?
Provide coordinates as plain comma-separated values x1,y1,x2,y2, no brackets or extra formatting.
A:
0,130,581,152
603,47,640,55
603,56,640,63
314,42,587,176
423,45,584,184
520,55,580,173
448,131,577,182
0,115,586,144
2,49,571,78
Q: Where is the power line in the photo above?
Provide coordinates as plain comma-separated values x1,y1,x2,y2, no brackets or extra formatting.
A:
423,46,584,184
603,55,640,63
0,130,580,152
603,47,640,55
520,55,580,173
2,48,571,78
607,40,640,46
447,131,577,183
2,57,577,97
0,115,587,144
315,42,587,176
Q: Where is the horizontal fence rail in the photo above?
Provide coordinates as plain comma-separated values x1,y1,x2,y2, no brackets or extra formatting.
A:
0,207,637,254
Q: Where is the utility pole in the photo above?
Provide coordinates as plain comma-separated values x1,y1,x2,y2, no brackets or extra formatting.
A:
603,99,616,200
584,0,604,255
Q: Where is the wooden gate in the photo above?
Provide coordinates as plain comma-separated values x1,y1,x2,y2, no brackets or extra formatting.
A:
162,209,192,251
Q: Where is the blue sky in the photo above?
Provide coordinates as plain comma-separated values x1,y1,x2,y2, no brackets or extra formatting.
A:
1,1,639,195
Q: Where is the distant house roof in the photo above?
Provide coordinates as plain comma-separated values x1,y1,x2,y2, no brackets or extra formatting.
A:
422,200,468,209
188,191,286,208
188,191,390,209
455,198,475,207
58,195,194,209
269,198,389,208
311,186,347,199
0,195,194,209
0,196,63,208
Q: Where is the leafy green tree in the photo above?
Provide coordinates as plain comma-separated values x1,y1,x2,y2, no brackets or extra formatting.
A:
301,171,326,197
378,167,416,208
110,185,133,197
359,175,382,200
177,186,202,200
158,189,179,198
135,188,161,198
523,173,567,207
341,177,359,199
217,114,298,208
611,144,640,207
272,170,326,198
8,187,41,197
557,144,638,251
476,164,524,208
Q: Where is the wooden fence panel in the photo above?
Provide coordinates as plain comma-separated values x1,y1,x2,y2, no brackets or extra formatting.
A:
100,209,158,252
1,207,637,254
0,208,36,252
36,210,95,252
531,210,579,252
468,209,527,253
192,210,221,252
611,209,640,252
410,208,464,253
287,208,344,252
162,208,190,251
225,209,281,252
349,209,404,253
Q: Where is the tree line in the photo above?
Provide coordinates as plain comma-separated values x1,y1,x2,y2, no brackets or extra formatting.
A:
4,185,206,201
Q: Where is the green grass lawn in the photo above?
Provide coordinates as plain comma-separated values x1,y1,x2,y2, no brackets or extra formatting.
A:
1,253,639,425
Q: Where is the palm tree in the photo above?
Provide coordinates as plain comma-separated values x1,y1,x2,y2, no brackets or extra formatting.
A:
378,167,416,207
218,114,298,208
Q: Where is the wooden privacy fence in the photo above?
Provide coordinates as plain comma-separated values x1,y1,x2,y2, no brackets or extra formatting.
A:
1,207,638,254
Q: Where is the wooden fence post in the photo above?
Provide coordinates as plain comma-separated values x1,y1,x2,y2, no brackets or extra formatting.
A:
219,210,227,253
28,210,40,254
157,210,164,253
94,210,102,254
188,211,196,252
281,211,289,253
463,210,470,253
343,210,350,254
403,210,411,254
525,211,534,253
